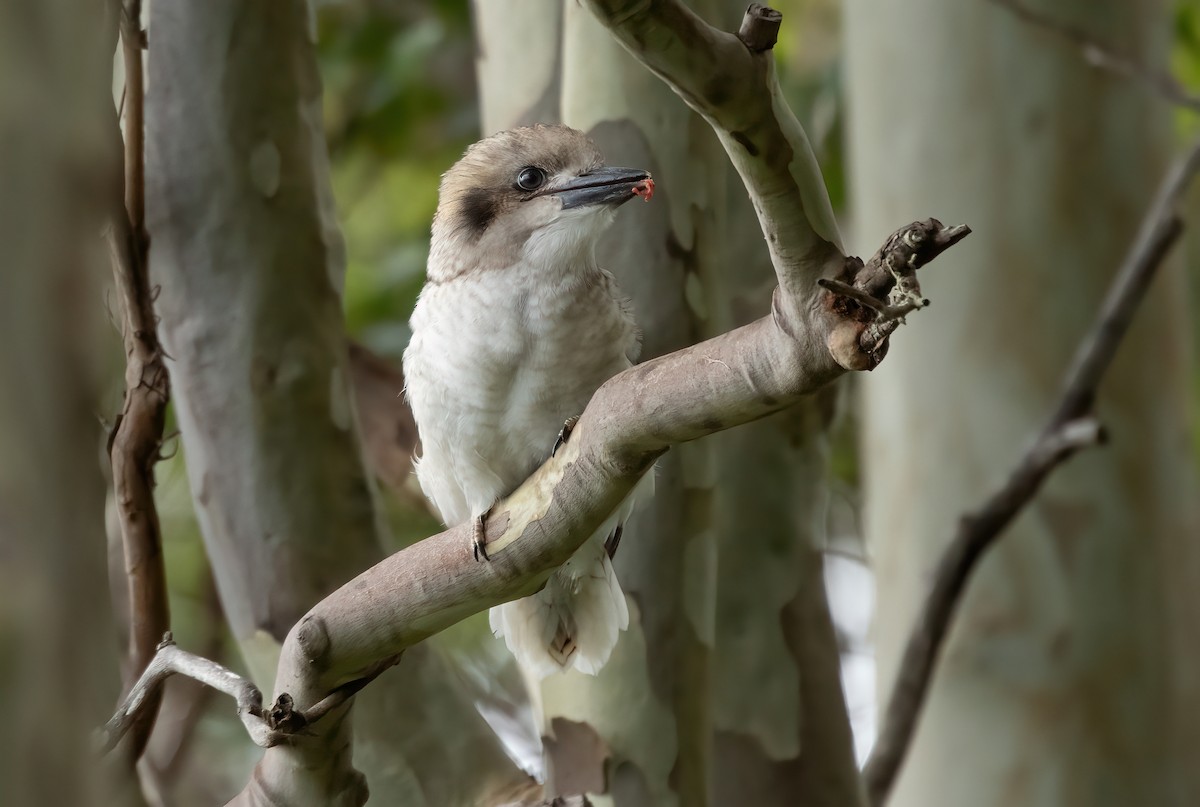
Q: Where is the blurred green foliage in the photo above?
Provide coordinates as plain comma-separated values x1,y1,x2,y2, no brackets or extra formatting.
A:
1175,0,1200,465
317,0,478,360
1173,0,1200,138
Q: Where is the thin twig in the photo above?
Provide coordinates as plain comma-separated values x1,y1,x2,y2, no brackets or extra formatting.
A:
818,278,926,322
121,0,145,226
105,0,171,761
102,634,387,753
989,0,1200,113
863,135,1200,806
102,636,273,751
147,568,224,781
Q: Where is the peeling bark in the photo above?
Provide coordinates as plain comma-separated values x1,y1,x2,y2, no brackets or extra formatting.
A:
346,341,423,510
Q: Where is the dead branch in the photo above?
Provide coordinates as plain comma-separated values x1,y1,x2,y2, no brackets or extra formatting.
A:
146,567,224,783
105,0,171,760
989,0,1200,113
102,633,380,753
102,636,273,751
863,135,1200,806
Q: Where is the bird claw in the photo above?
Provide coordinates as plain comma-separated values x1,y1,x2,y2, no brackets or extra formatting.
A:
604,524,623,559
473,511,490,562
553,415,580,457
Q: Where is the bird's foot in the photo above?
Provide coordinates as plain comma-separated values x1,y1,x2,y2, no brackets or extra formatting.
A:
473,510,491,562
604,524,624,559
553,415,581,457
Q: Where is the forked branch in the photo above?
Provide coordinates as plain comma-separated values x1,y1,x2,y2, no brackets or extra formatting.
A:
101,634,382,752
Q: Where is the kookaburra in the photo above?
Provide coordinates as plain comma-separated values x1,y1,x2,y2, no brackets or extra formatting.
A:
403,124,656,677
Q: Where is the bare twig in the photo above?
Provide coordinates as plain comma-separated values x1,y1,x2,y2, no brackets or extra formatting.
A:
146,567,224,782
121,0,145,224
863,135,1200,806
101,633,381,753
989,0,1200,113
106,0,171,760
102,636,271,751
817,278,910,318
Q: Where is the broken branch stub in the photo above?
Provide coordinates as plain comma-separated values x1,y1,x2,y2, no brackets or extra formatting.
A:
821,219,972,370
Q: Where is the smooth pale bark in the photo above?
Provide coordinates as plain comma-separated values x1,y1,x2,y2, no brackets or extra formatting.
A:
474,0,563,132
146,1,529,803
530,4,725,805
0,3,135,805
846,1,1200,805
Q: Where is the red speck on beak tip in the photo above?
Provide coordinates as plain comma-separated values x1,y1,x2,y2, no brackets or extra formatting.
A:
632,177,655,202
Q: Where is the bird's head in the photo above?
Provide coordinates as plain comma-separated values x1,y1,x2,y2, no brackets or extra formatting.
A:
428,124,654,281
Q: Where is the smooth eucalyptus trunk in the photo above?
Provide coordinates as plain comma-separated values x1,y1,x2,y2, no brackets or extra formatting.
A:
0,3,134,805
846,0,1200,804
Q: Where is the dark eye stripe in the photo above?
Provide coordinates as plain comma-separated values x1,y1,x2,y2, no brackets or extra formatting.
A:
457,186,497,240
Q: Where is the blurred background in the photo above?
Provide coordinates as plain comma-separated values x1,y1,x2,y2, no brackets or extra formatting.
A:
1,0,1198,805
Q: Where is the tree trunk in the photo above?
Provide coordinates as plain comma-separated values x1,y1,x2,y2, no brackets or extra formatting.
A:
474,0,563,132
146,2,528,803
846,0,1200,804
0,3,136,806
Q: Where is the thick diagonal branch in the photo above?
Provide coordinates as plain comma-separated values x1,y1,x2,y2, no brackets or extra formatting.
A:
104,216,965,803
863,135,1200,807
105,0,170,761
254,224,962,805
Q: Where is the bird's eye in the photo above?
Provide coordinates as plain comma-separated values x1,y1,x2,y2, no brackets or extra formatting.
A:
516,166,546,192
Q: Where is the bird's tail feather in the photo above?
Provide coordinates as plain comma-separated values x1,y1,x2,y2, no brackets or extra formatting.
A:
489,543,628,678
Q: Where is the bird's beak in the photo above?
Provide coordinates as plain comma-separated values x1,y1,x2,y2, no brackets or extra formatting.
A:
552,166,654,209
